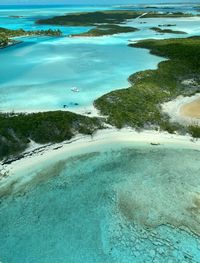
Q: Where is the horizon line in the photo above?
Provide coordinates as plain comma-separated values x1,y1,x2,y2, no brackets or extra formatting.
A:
0,2,199,6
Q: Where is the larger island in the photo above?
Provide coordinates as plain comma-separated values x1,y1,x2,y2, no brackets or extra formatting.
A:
0,10,200,162
36,10,197,26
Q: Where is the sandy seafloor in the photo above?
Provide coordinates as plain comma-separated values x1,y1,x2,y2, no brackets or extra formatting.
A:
0,3,200,263
0,129,200,263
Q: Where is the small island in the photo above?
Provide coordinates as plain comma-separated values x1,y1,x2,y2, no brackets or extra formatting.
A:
9,15,24,18
144,6,159,9
0,27,62,48
150,27,187,34
158,24,176,27
70,24,139,37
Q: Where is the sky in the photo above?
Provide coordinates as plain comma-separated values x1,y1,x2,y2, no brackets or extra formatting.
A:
0,0,199,5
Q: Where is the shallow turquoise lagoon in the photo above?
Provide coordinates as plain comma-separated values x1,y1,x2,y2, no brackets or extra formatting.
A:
0,37,163,111
0,5,200,112
0,143,200,262
1,6,200,261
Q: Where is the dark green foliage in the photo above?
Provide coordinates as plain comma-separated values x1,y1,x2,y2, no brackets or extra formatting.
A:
71,24,139,37
150,27,187,34
1,31,200,162
36,10,196,27
95,37,200,136
36,11,142,26
0,111,103,160
0,27,62,38
0,27,62,48
188,125,200,138
158,24,176,27
0,35,11,48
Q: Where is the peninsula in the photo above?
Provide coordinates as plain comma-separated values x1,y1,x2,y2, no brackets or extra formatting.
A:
94,37,200,136
36,10,197,27
0,27,62,48
70,24,139,37
0,36,200,161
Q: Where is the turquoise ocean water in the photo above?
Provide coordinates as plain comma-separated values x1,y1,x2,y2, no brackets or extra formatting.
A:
0,142,200,262
0,4,200,111
1,4,200,262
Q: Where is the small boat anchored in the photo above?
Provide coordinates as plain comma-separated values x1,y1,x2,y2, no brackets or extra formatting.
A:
71,87,80,92
150,142,161,146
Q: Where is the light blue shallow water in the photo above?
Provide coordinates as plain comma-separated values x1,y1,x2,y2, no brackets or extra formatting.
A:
1,5,200,262
0,38,163,111
0,5,200,111
0,143,200,262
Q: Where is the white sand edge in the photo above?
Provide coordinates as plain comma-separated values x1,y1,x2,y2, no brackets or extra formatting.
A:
0,105,101,118
162,93,200,125
0,127,199,195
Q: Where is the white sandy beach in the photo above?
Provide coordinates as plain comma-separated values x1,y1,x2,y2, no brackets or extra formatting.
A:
1,91,200,197
162,93,200,125
0,105,102,118
0,127,200,197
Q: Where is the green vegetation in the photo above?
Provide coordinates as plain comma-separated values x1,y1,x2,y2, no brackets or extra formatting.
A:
188,125,200,138
9,15,23,18
36,10,196,27
0,27,62,48
0,35,11,48
0,111,103,160
0,27,62,38
94,37,200,136
150,27,187,34
158,24,176,27
145,6,158,9
1,31,200,161
71,24,139,37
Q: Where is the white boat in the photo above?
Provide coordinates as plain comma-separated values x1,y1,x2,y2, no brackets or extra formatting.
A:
71,87,80,92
